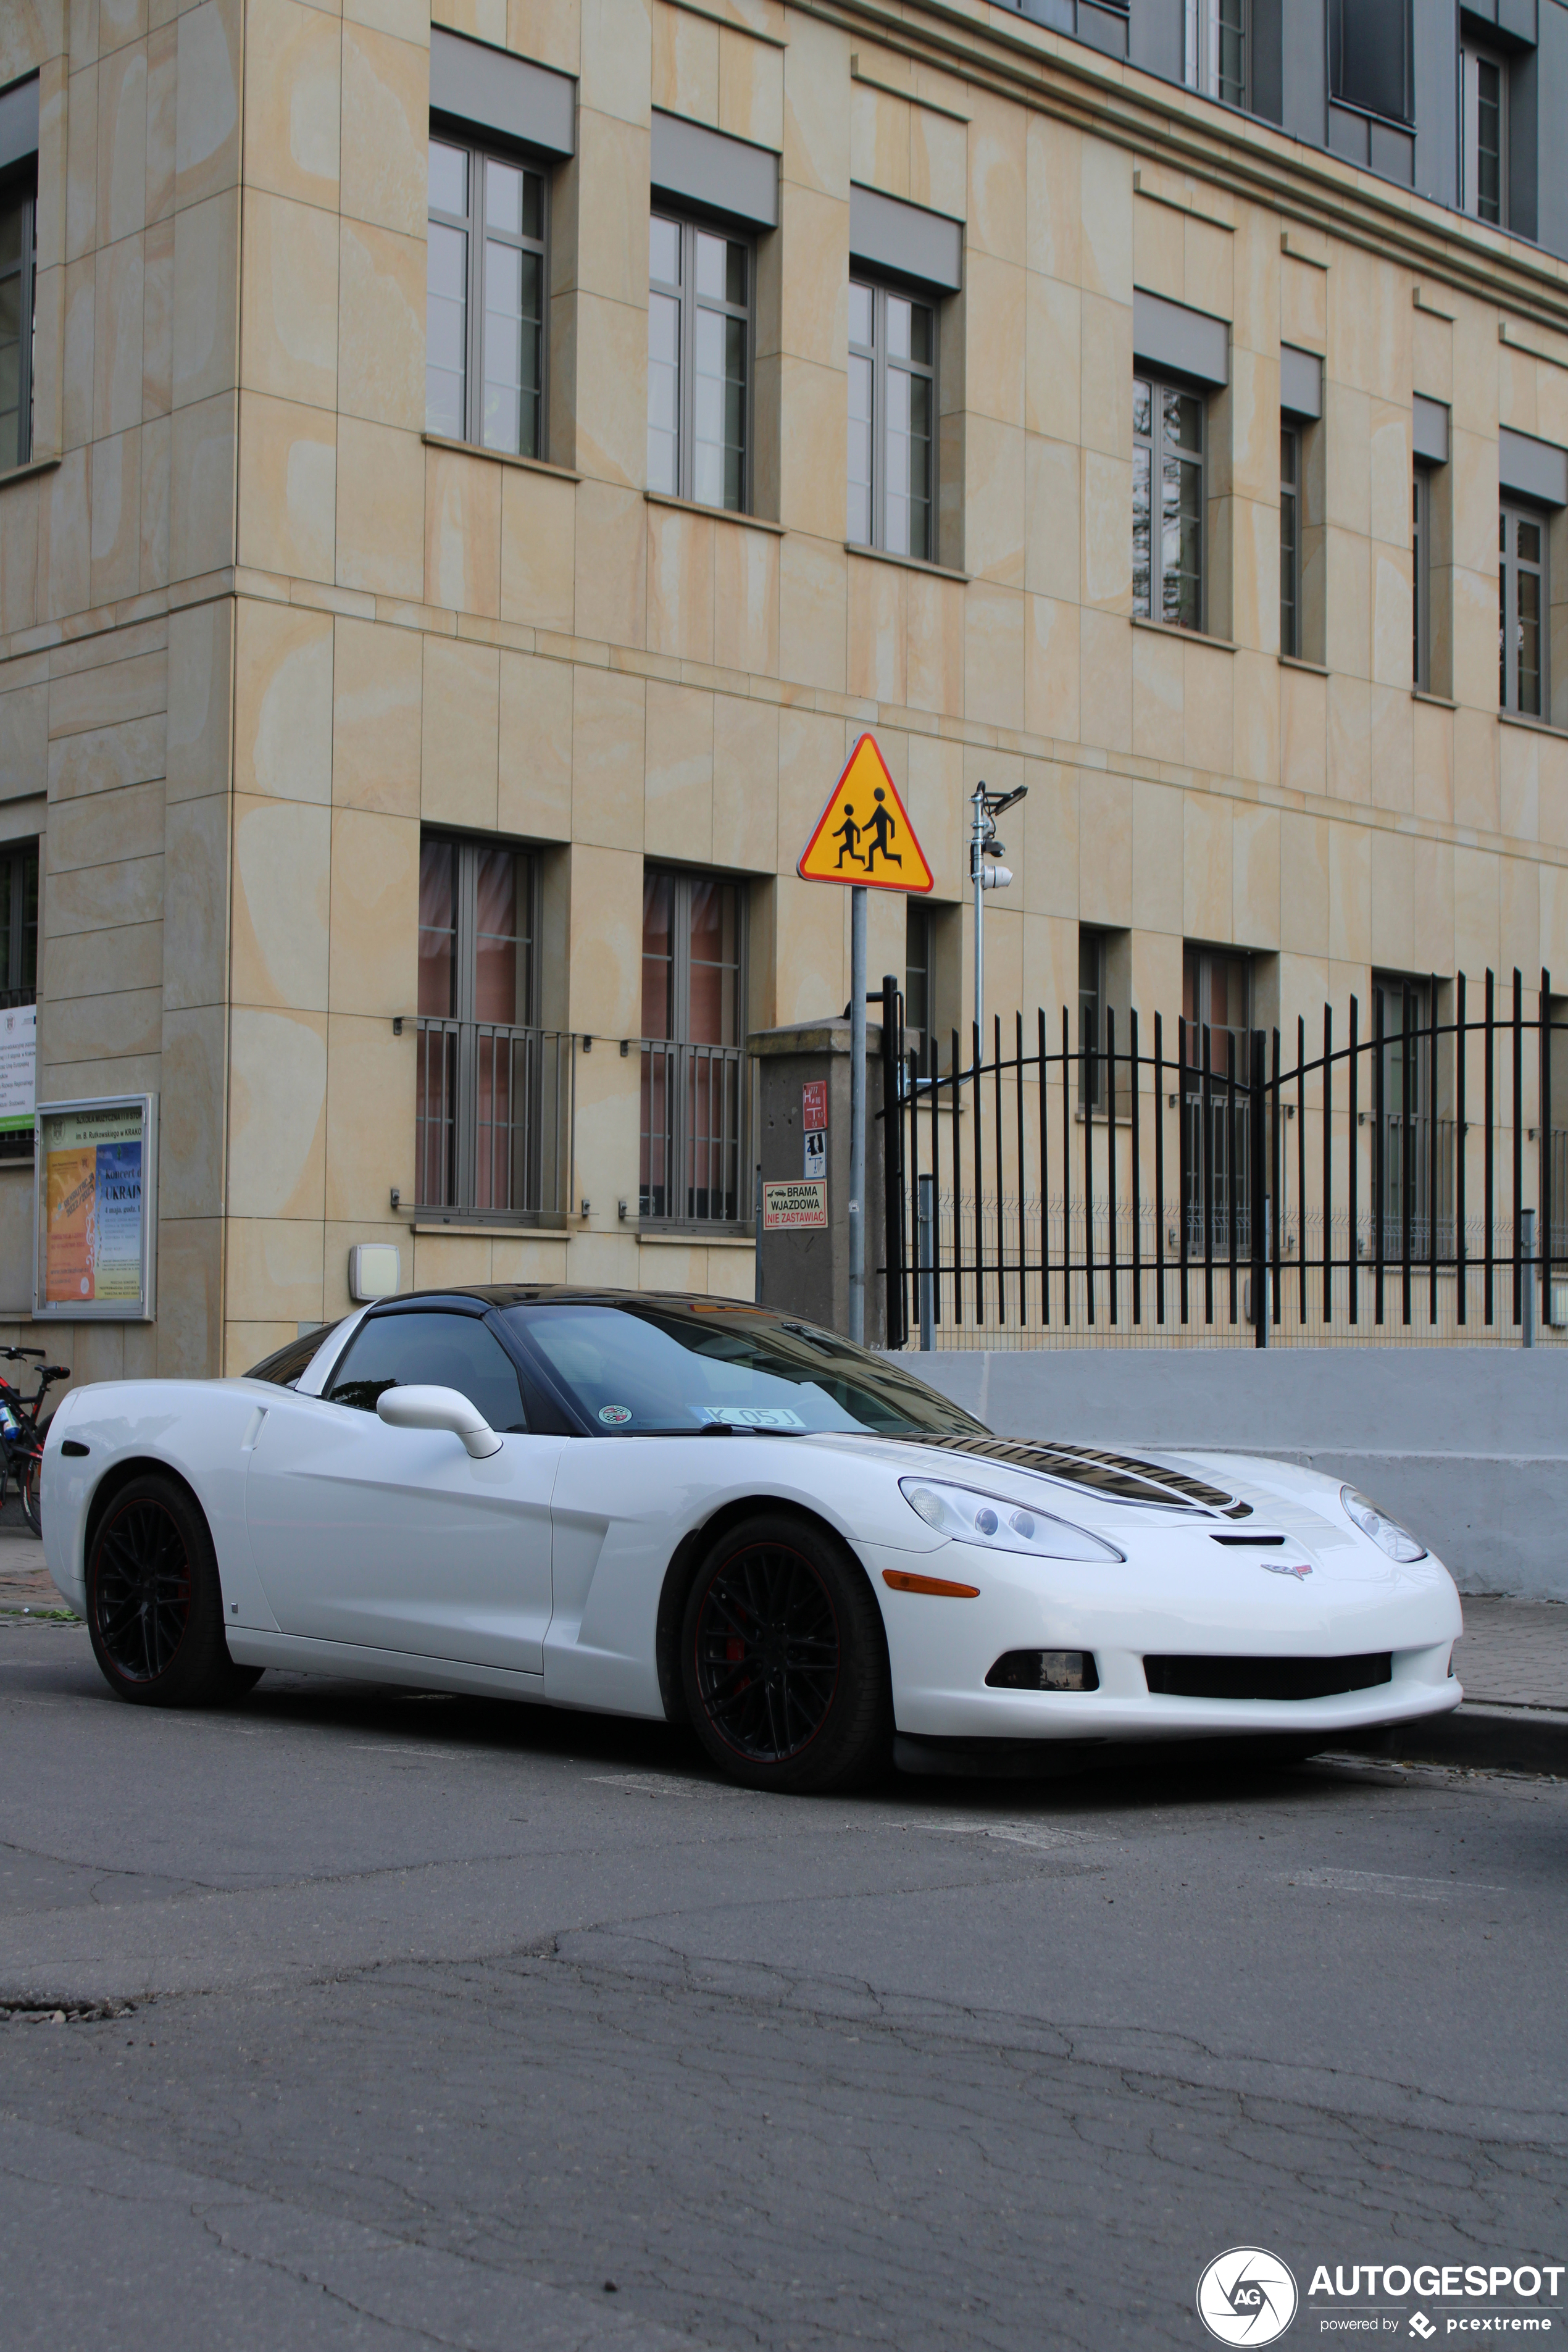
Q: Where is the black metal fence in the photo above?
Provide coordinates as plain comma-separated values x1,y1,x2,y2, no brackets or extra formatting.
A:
877,968,1567,1350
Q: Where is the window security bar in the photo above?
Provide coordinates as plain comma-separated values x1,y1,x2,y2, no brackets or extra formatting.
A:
415,1021,573,1223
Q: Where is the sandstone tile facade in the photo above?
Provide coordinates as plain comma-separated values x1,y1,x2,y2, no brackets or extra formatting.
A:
2,0,1568,1375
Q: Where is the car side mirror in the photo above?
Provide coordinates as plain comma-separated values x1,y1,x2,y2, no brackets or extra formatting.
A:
375,1385,504,1459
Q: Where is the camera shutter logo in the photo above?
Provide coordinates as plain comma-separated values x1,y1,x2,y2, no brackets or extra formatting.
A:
1196,2249,1298,2345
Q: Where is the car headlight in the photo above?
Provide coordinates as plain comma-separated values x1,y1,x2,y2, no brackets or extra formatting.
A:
1341,1485,1427,1563
899,1477,1124,1562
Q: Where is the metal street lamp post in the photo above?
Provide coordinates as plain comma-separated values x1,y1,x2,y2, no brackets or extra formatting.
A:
970,781,1027,1048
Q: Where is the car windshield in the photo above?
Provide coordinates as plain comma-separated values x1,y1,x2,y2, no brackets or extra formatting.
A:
504,1302,989,1438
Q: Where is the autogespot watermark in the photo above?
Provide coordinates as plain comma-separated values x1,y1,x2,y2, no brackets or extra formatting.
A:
1196,2254,1566,2342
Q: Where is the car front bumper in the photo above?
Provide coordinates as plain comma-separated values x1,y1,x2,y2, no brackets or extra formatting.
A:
859,1531,1464,1745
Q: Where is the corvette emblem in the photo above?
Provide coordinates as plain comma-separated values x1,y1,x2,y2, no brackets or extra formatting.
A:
1261,1559,1313,1580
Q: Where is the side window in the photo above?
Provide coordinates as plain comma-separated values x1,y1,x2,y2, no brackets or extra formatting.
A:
647,212,751,512
0,159,36,473
427,133,548,458
246,1320,345,1388
327,1310,528,1432
848,277,937,561
1133,372,1206,632
1500,503,1546,718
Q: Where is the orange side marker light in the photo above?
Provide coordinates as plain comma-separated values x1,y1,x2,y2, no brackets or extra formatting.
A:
882,1569,981,1599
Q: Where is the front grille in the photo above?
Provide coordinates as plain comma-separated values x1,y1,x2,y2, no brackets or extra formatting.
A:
1141,1653,1393,1702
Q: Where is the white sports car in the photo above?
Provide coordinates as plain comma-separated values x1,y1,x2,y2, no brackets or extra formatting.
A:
41,1287,1463,1791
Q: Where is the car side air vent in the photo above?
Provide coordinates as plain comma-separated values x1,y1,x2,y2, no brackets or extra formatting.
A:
60,1440,90,1458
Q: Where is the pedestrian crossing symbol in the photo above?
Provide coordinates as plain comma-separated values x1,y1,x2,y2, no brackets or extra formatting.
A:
797,733,934,893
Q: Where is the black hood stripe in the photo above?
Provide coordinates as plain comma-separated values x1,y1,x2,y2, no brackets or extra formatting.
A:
903,1433,1252,1518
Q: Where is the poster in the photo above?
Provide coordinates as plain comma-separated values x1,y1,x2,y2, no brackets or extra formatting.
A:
35,1098,156,1319
0,1003,36,1138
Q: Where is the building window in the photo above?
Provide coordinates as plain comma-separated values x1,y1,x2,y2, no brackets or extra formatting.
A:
640,868,747,1224
427,135,548,459
1183,0,1247,109
1280,425,1300,660
647,214,750,514
848,278,936,562
0,840,37,1006
1461,39,1507,226
906,899,940,1067
416,836,566,1219
1330,0,1411,123
0,839,37,1164
1182,946,1252,1253
1078,928,1106,1106
0,169,35,472
1372,974,1449,1258
1412,466,1430,691
1133,373,1205,632
1500,504,1546,718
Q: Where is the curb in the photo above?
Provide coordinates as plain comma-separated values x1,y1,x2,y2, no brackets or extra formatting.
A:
1345,1703,1568,1776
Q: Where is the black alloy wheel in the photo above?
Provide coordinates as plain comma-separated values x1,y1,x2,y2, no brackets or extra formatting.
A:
86,1473,261,1708
93,1494,193,1681
694,1539,840,1762
680,1515,890,1793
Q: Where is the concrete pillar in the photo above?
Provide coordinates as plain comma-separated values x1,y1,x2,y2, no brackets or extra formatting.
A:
749,1017,888,1345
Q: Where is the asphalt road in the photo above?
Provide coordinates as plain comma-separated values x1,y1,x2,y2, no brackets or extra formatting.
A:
2,1622,1564,2352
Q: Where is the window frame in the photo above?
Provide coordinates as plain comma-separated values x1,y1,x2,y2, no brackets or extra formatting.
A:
0,163,36,474
1412,462,1431,691
0,837,38,1005
647,209,754,517
906,899,934,1058
1078,928,1107,1107
639,864,750,1228
414,832,551,1220
0,836,37,1164
1499,500,1548,719
1183,0,1248,111
1329,0,1412,127
426,122,550,461
848,273,940,564
1280,422,1301,661
1370,972,1449,1260
1181,944,1254,1254
1133,370,1208,635
1460,37,1509,228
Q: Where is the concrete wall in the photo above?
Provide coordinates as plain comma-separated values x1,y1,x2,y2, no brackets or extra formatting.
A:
907,1346,1568,1600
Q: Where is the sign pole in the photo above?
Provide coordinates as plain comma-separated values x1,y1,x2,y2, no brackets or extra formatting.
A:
849,882,867,1345
970,783,986,1054
795,733,935,1346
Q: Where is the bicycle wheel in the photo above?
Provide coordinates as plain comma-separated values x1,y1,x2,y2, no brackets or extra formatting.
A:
20,1449,41,1538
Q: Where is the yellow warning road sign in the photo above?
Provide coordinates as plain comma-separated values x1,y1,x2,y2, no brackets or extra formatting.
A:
797,733,934,893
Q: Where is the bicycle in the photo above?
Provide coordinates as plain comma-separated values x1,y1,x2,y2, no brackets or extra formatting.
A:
0,1348,72,1540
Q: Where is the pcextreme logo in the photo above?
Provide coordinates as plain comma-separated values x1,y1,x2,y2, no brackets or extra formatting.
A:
1197,2249,1300,2345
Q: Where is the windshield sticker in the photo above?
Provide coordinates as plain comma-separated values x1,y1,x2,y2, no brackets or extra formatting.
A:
696,1406,807,1430
598,1404,634,1425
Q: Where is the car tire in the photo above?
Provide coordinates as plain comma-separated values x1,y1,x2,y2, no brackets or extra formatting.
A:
86,1473,261,1709
679,1514,891,1794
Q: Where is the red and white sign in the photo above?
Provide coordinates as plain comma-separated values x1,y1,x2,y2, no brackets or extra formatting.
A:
762,1179,827,1230
802,1080,827,1131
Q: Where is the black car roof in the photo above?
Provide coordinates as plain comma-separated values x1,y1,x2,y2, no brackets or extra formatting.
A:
368,1285,775,1314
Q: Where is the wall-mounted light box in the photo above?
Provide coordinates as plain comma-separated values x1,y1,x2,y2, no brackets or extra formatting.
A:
348,1243,401,1302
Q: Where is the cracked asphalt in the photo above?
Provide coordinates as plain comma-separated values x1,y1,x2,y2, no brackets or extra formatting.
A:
2,1620,1565,2352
